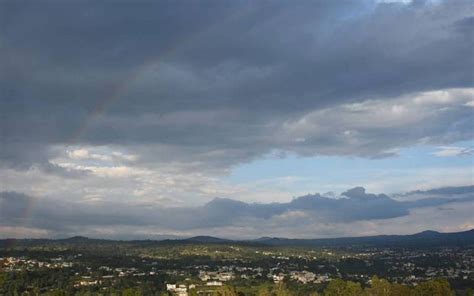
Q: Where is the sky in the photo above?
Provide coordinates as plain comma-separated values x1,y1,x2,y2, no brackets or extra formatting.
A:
0,0,473,239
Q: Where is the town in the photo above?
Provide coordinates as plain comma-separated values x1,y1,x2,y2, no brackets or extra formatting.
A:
0,238,473,295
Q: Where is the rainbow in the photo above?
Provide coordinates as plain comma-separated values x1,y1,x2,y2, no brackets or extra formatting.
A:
68,7,250,144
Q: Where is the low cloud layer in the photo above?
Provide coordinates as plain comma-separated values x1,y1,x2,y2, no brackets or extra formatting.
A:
1,186,472,239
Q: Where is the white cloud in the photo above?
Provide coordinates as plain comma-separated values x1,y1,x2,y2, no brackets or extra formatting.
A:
281,88,474,158
67,148,90,160
432,146,474,157
66,147,138,162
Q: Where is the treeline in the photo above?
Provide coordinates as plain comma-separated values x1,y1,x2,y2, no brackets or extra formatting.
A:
2,273,472,296
229,277,469,296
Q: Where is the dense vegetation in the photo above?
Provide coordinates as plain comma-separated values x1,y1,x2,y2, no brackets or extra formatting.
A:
0,272,468,296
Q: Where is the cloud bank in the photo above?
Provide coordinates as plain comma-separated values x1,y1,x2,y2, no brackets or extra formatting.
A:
1,186,472,239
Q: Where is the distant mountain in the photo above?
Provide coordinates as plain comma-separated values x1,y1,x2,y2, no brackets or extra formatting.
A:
252,229,474,248
183,236,231,244
61,236,93,243
1,229,473,249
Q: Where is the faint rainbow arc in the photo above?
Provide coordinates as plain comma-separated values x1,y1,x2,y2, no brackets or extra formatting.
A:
67,7,250,145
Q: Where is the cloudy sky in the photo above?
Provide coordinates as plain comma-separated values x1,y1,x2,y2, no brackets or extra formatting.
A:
1,0,473,239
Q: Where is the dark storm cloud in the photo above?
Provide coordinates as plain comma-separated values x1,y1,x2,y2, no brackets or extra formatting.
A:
406,185,474,196
1,0,473,170
1,186,472,237
0,191,32,225
397,185,474,208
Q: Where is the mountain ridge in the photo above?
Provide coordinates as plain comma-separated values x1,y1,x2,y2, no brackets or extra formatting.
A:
1,229,473,248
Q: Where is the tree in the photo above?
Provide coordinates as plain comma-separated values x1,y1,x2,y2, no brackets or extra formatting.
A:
257,286,272,296
46,289,68,296
122,288,143,296
366,276,391,296
344,281,363,296
324,279,363,296
412,279,454,296
218,285,239,296
0,272,5,288
390,283,412,296
324,279,347,296
274,283,293,296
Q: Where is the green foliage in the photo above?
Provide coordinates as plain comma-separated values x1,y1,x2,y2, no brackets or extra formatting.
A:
324,279,362,296
389,283,412,296
0,271,6,288
412,279,454,296
44,289,68,296
366,275,391,296
121,287,143,296
274,283,293,296
324,279,346,296
256,285,272,296
365,276,456,296
345,281,363,296
217,285,239,296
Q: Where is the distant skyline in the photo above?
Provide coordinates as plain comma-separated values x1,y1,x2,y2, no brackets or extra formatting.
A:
1,0,473,239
